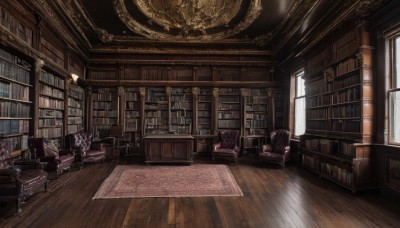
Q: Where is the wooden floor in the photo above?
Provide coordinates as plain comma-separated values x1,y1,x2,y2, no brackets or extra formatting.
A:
1,155,400,228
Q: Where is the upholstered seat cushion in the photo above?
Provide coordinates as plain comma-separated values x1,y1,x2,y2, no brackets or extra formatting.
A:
85,149,106,157
260,152,284,162
19,169,47,193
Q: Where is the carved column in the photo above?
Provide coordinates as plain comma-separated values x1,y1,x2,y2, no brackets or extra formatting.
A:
32,59,45,137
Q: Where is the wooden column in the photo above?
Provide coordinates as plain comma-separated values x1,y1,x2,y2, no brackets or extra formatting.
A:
32,58,45,137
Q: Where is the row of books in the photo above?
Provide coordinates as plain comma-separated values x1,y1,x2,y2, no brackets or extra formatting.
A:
307,108,330,120
68,98,82,108
306,79,329,96
302,154,316,170
245,120,267,128
198,95,212,102
246,104,267,112
306,120,331,131
198,117,211,124
0,6,33,46
331,87,360,104
320,162,353,185
0,119,29,135
336,58,359,76
218,96,240,103
198,103,211,110
245,128,268,135
218,111,240,119
37,127,63,138
125,111,140,118
332,120,360,132
0,101,30,117
39,84,64,99
331,104,360,118
39,109,62,118
68,107,83,116
0,60,30,84
4,135,29,152
92,93,116,101
92,117,118,125
218,103,240,110
39,118,63,127
69,84,84,100
171,95,192,102
40,71,65,89
218,120,240,129
171,102,192,109
171,117,192,125
219,88,240,95
126,101,141,110
143,69,167,80
170,125,191,134
40,39,65,67
0,81,29,101
246,96,268,104
171,110,192,118
145,110,169,118
246,113,267,120
93,101,118,109
68,117,82,125
308,94,331,108
39,96,64,109
92,110,117,117
332,74,360,90
125,119,138,132
198,111,211,117
125,91,140,101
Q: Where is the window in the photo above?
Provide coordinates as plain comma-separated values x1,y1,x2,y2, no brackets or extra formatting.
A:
389,36,400,144
294,70,306,136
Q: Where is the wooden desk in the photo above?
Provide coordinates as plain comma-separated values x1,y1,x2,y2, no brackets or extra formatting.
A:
143,134,194,165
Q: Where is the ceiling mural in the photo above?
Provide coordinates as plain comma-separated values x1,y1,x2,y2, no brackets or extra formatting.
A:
114,0,262,41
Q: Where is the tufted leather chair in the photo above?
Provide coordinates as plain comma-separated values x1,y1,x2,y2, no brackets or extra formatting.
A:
68,131,106,167
259,129,291,167
0,139,48,215
212,130,240,165
28,138,75,179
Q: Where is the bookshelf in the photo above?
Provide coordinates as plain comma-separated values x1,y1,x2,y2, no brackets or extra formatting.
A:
0,48,31,157
196,88,213,135
37,69,65,145
217,88,241,130
144,87,169,135
300,23,375,192
170,87,193,134
124,87,141,149
242,88,269,152
91,87,118,138
67,83,84,134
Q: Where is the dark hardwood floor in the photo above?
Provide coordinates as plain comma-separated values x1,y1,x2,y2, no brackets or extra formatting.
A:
1,154,400,228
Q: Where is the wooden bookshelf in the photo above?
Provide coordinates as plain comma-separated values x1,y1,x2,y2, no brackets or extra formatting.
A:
67,83,84,134
300,23,376,192
144,87,169,135
91,87,118,138
37,69,65,145
170,87,193,134
217,88,241,130
0,48,32,156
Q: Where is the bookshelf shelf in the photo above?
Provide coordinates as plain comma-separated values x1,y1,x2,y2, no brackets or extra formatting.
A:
0,48,32,156
67,83,84,134
300,23,376,192
91,87,118,138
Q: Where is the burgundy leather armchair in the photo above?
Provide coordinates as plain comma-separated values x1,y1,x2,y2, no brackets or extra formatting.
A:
28,138,75,179
259,129,291,167
0,139,48,215
212,130,240,165
68,131,106,167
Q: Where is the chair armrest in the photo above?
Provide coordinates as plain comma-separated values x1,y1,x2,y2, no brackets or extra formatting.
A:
212,143,222,151
0,168,19,177
283,146,290,155
13,159,45,170
234,145,240,153
262,144,273,153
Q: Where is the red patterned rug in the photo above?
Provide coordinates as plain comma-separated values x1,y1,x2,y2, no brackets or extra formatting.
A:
93,164,243,199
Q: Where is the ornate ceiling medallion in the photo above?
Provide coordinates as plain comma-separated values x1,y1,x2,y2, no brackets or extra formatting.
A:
114,0,262,41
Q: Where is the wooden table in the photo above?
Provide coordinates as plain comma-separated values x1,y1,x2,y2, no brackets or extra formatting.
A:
143,134,194,165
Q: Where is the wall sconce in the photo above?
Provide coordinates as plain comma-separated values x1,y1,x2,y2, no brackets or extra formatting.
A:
71,73,79,82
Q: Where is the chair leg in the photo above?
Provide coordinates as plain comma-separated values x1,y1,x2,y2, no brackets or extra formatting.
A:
16,198,22,216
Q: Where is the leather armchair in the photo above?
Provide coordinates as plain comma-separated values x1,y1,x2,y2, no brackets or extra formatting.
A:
0,139,48,215
259,129,291,167
68,131,106,167
212,130,240,165
28,138,75,179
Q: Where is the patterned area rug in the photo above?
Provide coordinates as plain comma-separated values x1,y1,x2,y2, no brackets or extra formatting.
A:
93,164,243,199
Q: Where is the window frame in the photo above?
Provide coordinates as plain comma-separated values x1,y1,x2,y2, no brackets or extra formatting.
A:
293,70,306,137
388,34,400,145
